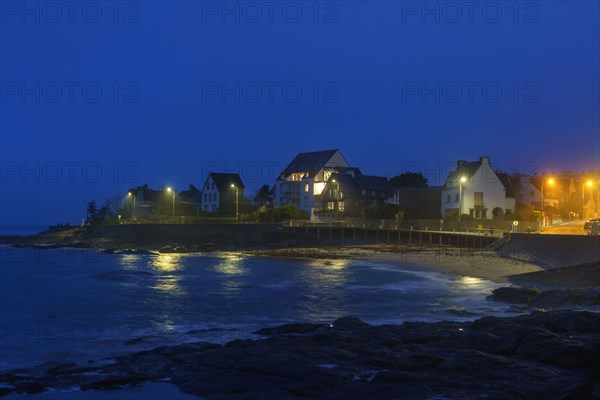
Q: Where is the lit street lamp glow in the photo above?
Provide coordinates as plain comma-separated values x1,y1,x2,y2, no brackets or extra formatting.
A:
230,184,239,222
540,177,554,227
166,187,175,217
458,176,467,231
128,192,136,220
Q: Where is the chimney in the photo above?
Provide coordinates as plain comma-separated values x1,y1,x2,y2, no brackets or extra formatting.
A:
480,156,490,164
457,160,468,167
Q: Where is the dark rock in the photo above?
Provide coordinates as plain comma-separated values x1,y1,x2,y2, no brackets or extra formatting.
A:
159,245,175,253
257,323,325,336
2,311,599,399
528,288,600,308
333,316,370,329
491,286,541,303
202,243,217,252
14,380,45,394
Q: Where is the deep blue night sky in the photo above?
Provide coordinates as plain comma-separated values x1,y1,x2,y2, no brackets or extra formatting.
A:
1,1,599,226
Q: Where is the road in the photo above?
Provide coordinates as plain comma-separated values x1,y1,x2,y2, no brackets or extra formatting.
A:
540,221,587,235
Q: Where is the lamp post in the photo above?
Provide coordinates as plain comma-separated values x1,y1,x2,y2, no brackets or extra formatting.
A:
540,178,554,227
230,184,239,222
128,192,136,220
458,176,467,232
166,187,175,217
331,179,341,221
582,180,592,219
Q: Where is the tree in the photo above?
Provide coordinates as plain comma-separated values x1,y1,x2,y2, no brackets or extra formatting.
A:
105,193,124,218
86,201,98,222
253,184,272,206
390,172,428,188
260,205,306,222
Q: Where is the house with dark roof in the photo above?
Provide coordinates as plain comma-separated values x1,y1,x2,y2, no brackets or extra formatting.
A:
127,184,171,216
320,173,393,217
201,173,244,214
274,149,360,214
177,184,202,215
441,157,516,219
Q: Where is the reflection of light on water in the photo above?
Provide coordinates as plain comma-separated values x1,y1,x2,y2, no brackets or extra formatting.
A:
118,254,141,269
305,259,350,270
459,276,488,289
150,254,184,294
150,254,184,272
153,275,182,293
296,259,352,320
214,254,247,276
213,254,248,295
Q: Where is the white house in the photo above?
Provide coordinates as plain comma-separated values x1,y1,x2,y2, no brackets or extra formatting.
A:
274,149,359,215
441,157,516,220
512,173,559,211
201,173,244,214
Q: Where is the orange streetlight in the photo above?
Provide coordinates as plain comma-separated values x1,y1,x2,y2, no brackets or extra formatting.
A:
540,177,554,227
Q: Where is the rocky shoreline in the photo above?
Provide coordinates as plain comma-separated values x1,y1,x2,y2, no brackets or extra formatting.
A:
1,310,599,399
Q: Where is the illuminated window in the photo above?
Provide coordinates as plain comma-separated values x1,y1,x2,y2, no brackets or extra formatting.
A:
338,201,345,212
327,201,335,210
339,191,343,199
305,183,309,192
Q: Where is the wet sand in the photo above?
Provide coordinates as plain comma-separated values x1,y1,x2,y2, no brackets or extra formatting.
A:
249,244,544,284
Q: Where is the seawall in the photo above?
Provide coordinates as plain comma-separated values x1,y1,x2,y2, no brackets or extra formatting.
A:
85,223,292,249
495,233,600,268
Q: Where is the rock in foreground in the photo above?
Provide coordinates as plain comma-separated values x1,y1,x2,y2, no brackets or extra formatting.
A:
1,311,599,399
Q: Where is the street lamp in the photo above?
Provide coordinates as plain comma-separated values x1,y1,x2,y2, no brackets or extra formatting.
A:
331,179,341,221
540,178,554,227
584,180,598,219
128,192,136,220
230,184,239,222
458,176,467,231
582,180,593,219
166,187,175,217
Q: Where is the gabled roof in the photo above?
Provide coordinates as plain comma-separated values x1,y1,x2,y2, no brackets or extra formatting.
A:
178,184,202,202
324,166,363,176
447,160,482,183
279,149,346,178
327,173,393,196
353,175,393,192
496,172,516,198
207,173,244,192
128,184,168,202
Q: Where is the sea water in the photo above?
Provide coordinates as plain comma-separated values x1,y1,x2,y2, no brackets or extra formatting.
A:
0,246,508,373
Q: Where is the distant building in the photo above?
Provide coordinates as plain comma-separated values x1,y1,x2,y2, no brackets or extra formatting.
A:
127,184,170,216
441,157,516,220
390,186,442,218
319,173,393,217
274,149,360,214
201,173,244,214
511,173,559,212
177,184,202,215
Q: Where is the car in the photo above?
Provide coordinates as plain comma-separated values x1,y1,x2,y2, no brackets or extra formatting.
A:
584,218,600,235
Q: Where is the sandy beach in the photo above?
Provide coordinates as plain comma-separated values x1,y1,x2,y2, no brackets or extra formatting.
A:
249,244,544,284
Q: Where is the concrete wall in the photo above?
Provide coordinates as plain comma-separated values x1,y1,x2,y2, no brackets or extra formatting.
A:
496,233,600,268
86,223,287,249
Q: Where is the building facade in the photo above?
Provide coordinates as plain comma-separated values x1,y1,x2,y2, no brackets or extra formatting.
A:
274,149,359,214
441,157,515,220
201,173,244,214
